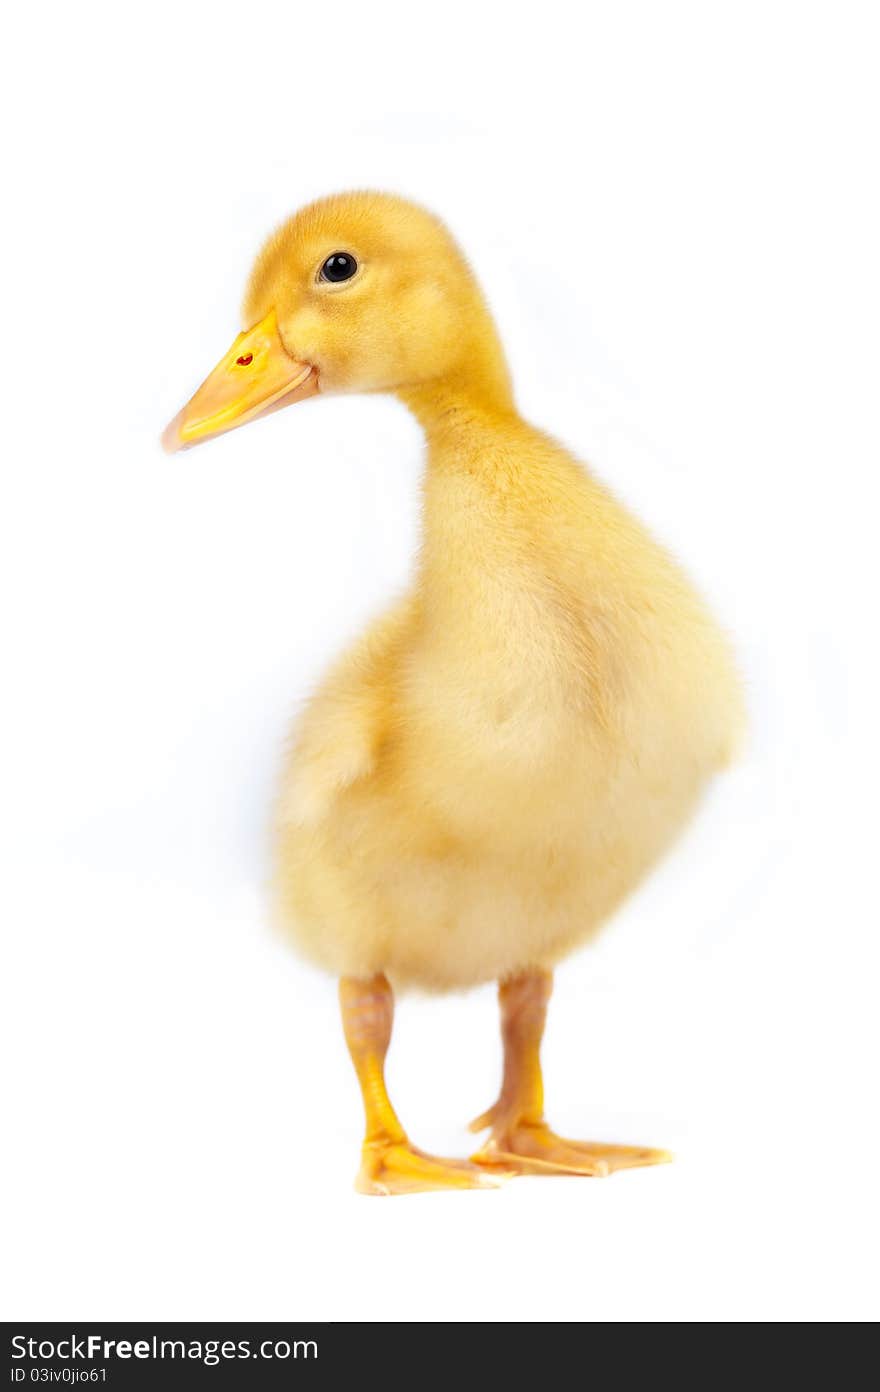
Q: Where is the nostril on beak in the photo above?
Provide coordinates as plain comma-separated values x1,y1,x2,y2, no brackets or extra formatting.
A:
236,353,254,367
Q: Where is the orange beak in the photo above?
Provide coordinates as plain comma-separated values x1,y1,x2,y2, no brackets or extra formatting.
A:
161,309,318,453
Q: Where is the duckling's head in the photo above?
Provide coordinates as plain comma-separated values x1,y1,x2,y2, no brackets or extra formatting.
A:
162,191,511,452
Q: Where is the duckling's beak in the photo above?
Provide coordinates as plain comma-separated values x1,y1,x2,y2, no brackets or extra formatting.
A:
161,309,317,453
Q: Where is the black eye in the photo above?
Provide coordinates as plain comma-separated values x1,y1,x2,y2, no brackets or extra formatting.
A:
320,252,358,284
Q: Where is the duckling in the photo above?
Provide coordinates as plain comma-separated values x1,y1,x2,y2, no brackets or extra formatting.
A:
163,192,744,1195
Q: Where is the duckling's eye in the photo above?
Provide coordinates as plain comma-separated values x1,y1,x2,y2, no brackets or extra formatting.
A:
320,252,358,284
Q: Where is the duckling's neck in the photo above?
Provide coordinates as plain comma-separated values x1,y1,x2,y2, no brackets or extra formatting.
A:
396,311,517,446
397,374,516,444
396,371,554,629
394,342,576,641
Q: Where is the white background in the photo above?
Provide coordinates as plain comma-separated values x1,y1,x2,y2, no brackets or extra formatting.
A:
2,1,878,1322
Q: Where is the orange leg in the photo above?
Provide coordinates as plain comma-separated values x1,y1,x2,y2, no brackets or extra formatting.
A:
340,974,506,1196
469,969,671,1177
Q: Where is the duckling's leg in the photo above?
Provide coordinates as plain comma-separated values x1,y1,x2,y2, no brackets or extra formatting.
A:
340,975,504,1195
469,970,671,1177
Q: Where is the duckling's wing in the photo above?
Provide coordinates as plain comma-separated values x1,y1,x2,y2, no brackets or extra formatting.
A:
277,595,417,827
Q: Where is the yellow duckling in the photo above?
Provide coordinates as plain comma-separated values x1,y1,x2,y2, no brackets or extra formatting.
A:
164,192,744,1195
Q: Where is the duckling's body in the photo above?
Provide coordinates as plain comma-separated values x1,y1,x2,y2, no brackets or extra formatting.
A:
165,191,743,1193
276,407,741,991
